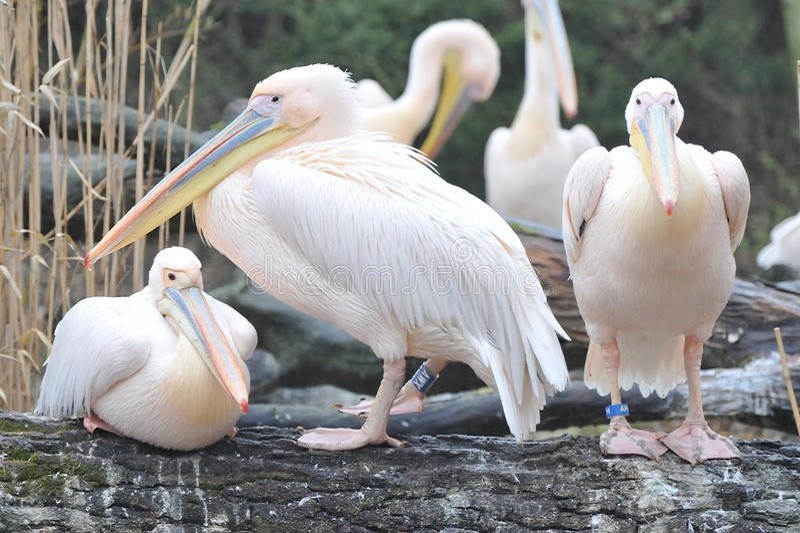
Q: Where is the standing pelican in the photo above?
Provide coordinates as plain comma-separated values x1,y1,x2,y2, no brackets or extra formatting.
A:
83,64,569,451
562,78,750,464
485,0,598,228
756,212,800,276
35,247,256,451
358,19,500,158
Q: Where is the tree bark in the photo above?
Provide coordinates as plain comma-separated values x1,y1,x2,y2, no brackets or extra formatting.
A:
0,412,797,531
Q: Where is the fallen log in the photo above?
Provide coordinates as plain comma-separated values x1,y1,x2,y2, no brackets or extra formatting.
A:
0,412,797,531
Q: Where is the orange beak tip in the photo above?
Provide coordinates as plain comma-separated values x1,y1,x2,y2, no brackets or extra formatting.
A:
664,200,675,218
82,253,93,269
240,398,249,413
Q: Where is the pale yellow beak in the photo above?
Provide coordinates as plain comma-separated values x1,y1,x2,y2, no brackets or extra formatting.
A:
158,286,249,412
84,107,302,267
632,103,680,216
418,50,478,159
539,0,578,118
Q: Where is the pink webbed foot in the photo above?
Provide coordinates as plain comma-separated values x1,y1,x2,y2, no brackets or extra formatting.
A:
83,412,123,436
600,418,668,460
335,382,426,418
661,420,741,465
295,427,407,451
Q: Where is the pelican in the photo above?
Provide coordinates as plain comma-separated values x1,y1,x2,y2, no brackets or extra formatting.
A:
485,0,598,228
562,78,750,464
83,64,569,451
756,212,800,276
340,0,596,418
35,247,256,451
358,19,500,158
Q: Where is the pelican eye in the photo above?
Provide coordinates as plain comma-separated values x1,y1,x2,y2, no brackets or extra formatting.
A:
270,95,280,103
167,273,176,281
635,98,641,105
669,98,675,106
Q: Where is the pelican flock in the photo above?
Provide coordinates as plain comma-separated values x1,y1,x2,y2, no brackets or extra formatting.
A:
562,78,750,463
485,0,598,228
84,64,569,451
357,19,500,158
36,247,256,451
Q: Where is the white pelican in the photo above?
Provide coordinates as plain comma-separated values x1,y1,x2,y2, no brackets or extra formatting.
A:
83,64,569,451
35,247,256,451
358,19,500,158
485,0,598,228
562,78,750,464
756,212,800,275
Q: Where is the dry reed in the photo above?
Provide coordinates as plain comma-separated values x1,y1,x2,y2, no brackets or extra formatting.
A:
0,0,210,412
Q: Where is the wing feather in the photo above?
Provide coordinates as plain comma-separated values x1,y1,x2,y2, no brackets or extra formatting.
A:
35,296,151,418
710,150,750,250
562,146,612,264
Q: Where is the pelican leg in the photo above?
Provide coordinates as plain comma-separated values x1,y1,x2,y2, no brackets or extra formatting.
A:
599,340,668,459
661,337,741,464
336,359,447,417
83,411,123,436
297,358,408,451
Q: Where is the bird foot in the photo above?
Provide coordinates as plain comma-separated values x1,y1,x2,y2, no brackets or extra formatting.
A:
660,420,741,465
295,427,407,451
227,427,238,438
335,383,426,418
600,419,668,459
83,412,123,436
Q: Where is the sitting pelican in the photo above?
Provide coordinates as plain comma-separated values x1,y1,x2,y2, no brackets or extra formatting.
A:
83,64,569,451
756,212,800,276
357,19,500,158
340,0,597,418
562,78,750,464
485,0,598,228
35,247,256,451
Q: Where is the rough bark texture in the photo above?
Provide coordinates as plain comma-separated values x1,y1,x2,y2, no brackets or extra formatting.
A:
0,413,798,532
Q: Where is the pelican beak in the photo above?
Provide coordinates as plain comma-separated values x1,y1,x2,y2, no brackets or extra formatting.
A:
418,50,477,159
158,286,249,412
538,0,578,118
632,103,680,216
84,107,302,267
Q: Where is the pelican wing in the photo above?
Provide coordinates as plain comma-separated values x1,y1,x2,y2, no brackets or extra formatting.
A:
249,136,567,407
710,150,750,250
35,296,151,418
562,146,612,263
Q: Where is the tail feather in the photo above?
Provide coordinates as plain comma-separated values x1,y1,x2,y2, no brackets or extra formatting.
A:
584,335,686,398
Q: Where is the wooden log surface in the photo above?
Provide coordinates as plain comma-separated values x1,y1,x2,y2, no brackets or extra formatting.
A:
0,412,798,531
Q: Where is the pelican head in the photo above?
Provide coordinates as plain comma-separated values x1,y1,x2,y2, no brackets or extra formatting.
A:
522,0,579,118
417,20,500,158
625,77,684,217
149,247,249,413
84,64,358,267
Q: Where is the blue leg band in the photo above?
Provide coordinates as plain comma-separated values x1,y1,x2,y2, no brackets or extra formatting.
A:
605,403,630,418
410,363,439,394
